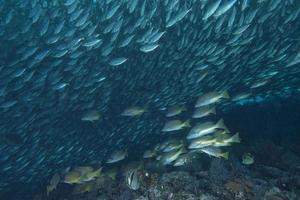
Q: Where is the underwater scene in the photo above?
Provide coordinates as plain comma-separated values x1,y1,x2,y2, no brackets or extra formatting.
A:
1,0,300,199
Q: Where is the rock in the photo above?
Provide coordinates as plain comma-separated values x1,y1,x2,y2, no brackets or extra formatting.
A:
280,151,300,169
147,186,168,199
225,179,254,199
256,165,288,178
264,195,284,200
209,158,231,184
172,193,198,200
134,196,148,200
160,171,200,193
264,187,285,200
199,194,218,200
96,194,109,200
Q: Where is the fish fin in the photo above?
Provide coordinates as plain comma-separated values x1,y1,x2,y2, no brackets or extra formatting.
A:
111,175,117,180
125,149,128,157
46,185,52,196
210,107,217,115
217,119,230,132
221,91,230,99
230,132,241,143
181,105,187,112
221,152,229,160
214,135,223,143
93,167,102,178
180,147,188,154
184,120,191,128
64,166,71,174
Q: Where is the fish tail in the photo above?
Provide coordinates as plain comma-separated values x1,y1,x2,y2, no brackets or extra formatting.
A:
184,120,191,128
230,132,241,143
111,174,116,180
217,119,230,132
180,147,188,154
210,107,217,115
221,152,229,160
46,185,52,196
221,91,230,99
95,167,102,177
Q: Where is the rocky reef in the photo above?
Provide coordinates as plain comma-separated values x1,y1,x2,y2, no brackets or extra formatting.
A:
34,137,300,200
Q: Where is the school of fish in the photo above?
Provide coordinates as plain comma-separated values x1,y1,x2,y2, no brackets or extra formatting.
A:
0,0,300,199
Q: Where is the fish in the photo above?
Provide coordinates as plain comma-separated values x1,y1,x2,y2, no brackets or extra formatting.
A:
166,105,187,117
162,120,191,132
203,0,222,20
242,153,254,165
188,130,240,149
214,132,241,146
199,146,229,159
160,139,184,153
166,8,191,28
143,149,157,159
81,110,101,122
46,173,60,196
213,0,238,17
72,180,98,195
231,92,252,101
192,105,216,118
187,119,229,140
250,80,269,89
173,154,189,167
195,91,230,107
160,147,187,165
140,43,159,53
173,152,199,167
125,169,140,190
106,150,128,164
109,57,128,66
79,167,102,182
121,106,146,117
188,135,217,149
64,171,82,184
63,166,102,184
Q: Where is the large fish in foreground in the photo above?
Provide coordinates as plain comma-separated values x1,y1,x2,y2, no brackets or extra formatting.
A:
0,0,299,199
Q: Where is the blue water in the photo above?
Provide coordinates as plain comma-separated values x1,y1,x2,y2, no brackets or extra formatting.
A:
0,0,300,199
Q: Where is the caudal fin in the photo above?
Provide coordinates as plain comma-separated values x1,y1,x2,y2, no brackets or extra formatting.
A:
221,91,230,99
184,120,191,128
210,107,217,115
180,147,188,154
93,167,102,178
230,132,241,143
221,152,229,160
216,119,230,133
